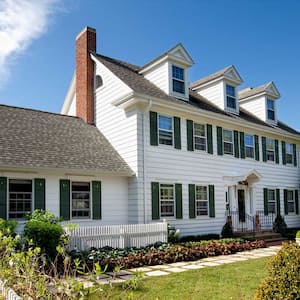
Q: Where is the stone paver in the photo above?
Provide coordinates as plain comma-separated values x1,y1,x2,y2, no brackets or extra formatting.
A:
150,265,172,270
145,270,169,276
198,261,221,267
130,267,152,273
182,264,205,270
166,267,186,273
168,261,189,267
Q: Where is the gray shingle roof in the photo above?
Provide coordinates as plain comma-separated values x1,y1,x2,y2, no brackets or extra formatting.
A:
239,82,275,99
0,105,133,175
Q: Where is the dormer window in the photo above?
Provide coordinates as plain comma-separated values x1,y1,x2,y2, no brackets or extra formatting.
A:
226,84,237,110
267,99,275,121
172,65,185,94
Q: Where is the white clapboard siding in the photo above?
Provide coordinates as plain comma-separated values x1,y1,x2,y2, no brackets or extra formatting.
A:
66,223,168,251
144,61,169,94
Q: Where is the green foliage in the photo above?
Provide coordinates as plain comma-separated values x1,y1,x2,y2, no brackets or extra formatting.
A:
296,230,300,238
167,224,180,243
273,214,287,235
0,219,17,236
25,209,60,224
179,233,220,243
254,242,300,300
221,222,233,238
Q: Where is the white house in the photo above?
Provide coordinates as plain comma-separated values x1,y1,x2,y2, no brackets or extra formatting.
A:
1,26,299,236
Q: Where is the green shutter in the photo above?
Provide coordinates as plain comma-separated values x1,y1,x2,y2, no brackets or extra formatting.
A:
175,183,182,219
0,177,7,220
188,184,195,219
254,135,260,161
263,188,268,216
239,132,245,159
262,137,267,162
187,120,194,151
295,190,299,215
217,126,223,156
234,130,239,158
34,178,45,210
284,189,288,215
293,144,297,167
281,141,286,165
207,124,213,154
60,179,70,220
92,181,101,219
149,111,158,146
276,189,280,216
174,117,181,150
275,140,279,164
209,185,215,218
151,182,159,220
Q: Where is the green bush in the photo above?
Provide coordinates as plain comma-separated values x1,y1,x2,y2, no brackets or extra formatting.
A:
167,224,180,243
254,242,300,300
0,219,17,236
296,231,300,238
25,209,60,224
179,234,219,243
273,214,287,235
221,222,233,238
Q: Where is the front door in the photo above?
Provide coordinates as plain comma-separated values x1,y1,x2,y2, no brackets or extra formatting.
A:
238,189,245,222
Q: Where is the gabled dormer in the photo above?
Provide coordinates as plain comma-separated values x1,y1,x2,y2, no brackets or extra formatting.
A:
190,65,243,114
239,82,280,125
139,44,194,101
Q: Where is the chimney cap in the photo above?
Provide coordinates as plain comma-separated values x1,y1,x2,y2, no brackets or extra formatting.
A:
76,26,96,40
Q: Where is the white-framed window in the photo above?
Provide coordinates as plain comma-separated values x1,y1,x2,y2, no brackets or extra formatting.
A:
95,75,103,89
267,99,275,121
223,129,234,155
158,114,173,146
160,184,175,217
71,182,90,219
9,179,32,219
268,189,276,214
245,134,254,158
172,65,185,94
287,190,295,213
195,185,208,216
194,123,206,151
266,138,275,162
226,84,236,110
286,143,293,165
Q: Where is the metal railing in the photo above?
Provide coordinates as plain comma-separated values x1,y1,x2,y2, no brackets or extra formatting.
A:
255,210,275,231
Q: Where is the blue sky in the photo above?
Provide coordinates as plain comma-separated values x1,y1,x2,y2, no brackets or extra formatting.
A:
1,0,300,130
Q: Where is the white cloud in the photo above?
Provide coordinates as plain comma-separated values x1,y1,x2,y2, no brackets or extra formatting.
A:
0,0,61,86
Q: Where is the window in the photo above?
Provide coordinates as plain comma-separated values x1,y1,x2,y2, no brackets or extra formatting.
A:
172,65,185,94
158,115,173,145
268,189,276,214
194,123,206,151
245,134,254,158
286,143,293,164
267,99,275,121
95,75,103,89
195,185,208,216
266,138,275,162
160,184,175,217
287,190,295,213
226,84,236,110
9,179,32,219
223,129,233,155
72,182,90,218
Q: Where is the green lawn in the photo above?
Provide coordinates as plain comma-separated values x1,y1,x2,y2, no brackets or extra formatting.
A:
89,257,269,300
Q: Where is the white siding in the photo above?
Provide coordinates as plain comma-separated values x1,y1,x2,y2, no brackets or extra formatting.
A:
144,62,169,94
239,96,266,122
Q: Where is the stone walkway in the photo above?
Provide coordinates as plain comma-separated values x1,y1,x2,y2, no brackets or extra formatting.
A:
93,245,281,284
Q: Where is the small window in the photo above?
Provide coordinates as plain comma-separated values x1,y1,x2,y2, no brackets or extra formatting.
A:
160,184,175,217
158,115,173,146
195,185,208,216
226,84,236,110
95,75,103,89
287,190,295,213
286,143,293,165
194,123,206,151
268,189,276,214
72,182,90,219
172,65,185,94
267,99,275,121
9,179,32,219
223,129,233,155
245,134,254,158
266,138,275,162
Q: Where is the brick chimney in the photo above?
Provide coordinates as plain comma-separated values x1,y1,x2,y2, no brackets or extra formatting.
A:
76,26,96,124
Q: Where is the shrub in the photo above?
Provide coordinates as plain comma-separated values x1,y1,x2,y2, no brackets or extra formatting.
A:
167,224,180,243
25,209,60,224
296,231,300,238
273,214,287,235
179,234,219,243
221,222,233,238
0,219,17,236
254,242,300,300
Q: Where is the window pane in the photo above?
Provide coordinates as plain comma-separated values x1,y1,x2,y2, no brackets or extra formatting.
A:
196,186,207,200
72,182,90,219
286,143,293,154
223,130,233,142
224,142,233,155
245,134,254,147
227,96,236,109
246,146,254,158
268,202,276,214
266,138,274,150
267,99,274,110
196,201,208,216
194,123,205,137
172,66,184,80
194,137,206,151
267,110,275,120
267,150,275,161
160,184,174,217
159,115,172,131
226,85,235,97
173,79,185,94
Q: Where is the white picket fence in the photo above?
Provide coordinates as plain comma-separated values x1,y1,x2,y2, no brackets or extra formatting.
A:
66,222,168,251
0,280,22,300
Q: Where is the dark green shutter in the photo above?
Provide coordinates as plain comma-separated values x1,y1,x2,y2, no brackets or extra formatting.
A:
293,144,297,167
188,184,195,219
207,124,213,154
254,135,260,161
234,130,239,158
262,137,267,162
34,178,45,210
239,132,245,159
263,188,268,216
0,177,7,220
275,140,279,164
209,185,215,218
174,117,181,149
217,126,223,156
151,182,159,220
187,120,194,151
150,111,158,146
282,141,286,165
284,189,288,215
92,181,101,219
175,183,182,219
276,189,280,216
295,190,299,215
60,179,70,220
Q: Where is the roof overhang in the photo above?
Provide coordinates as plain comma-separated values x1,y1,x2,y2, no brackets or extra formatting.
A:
223,169,262,187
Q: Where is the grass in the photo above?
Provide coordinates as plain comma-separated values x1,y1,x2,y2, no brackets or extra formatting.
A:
89,257,269,300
